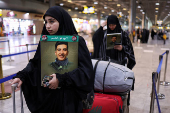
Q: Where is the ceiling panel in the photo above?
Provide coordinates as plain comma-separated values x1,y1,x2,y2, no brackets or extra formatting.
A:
36,0,170,25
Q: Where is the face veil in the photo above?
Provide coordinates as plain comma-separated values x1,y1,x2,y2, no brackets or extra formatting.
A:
107,15,122,34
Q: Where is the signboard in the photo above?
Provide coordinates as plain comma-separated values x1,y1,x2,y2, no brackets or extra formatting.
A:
82,6,95,14
40,35,79,86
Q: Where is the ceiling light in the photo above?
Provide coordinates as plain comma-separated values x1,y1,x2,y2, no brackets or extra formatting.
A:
25,13,29,16
75,7,78,10
68,0,72,2
79,12,82,13
140,9,143,12
123,8,126,10
168,14,170,16
68,9,71,11
136,1,138,3
155,8,159,10
155,11,158,13
142,12,145,14
102,11,105,13
104,6,107,9
156,3,159,5
60,3,64,6
10,11,14,16
111,10,114,12
117,4,121,7
94,2,98,4
137,6,141,8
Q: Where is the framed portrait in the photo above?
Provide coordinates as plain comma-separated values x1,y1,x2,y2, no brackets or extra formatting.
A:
106,33,121,49
40,35,79,86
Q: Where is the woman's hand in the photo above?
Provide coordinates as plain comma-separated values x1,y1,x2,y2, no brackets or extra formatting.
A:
48,74,59,89
114,45,123,51
11,78,23,88
101,21,107,27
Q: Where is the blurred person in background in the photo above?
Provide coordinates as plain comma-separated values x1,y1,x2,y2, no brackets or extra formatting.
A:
132,28,136,43
92,15,136,70
92,15,136,113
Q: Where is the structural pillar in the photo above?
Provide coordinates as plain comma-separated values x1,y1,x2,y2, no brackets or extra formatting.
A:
49,0,56,7
129,0,136,32
97,11,101,28
155,15,158,25
142,13,146,29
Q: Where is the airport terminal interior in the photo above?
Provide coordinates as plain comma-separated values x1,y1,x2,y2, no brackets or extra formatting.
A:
0,0,170,113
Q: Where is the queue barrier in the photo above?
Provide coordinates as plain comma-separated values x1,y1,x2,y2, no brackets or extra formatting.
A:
150,50,169,113
26,43,38,61
0,40,13,62
160,50,170,86
0,40,38,62
0,46,37,100
0,40,9,43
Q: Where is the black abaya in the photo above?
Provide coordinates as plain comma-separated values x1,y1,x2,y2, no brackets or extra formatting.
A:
14,6,94,113
92,15,136,69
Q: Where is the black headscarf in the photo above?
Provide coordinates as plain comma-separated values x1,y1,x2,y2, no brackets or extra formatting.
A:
31,6,78,63
107,15,122,33
42,6,78,35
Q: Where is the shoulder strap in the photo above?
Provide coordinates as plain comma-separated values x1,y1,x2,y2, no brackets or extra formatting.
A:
103,61,111,93
93,60,101,75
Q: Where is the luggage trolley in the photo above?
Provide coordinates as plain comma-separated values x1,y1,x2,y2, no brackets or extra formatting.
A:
11,57,132,113
91,57,133,113
11,83,24,113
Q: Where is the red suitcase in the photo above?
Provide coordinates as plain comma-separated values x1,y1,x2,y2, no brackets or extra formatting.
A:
83,93,123,113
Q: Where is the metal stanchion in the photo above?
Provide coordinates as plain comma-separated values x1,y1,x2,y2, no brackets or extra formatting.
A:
0,55,11,100
160,50,170,86
156,55,165,99
11,83,18,113
7,40,14,62
150,72,157,113
26,44,29,62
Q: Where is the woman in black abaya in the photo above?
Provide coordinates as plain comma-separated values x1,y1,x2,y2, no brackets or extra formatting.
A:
12,6,94,113
92,15,136,69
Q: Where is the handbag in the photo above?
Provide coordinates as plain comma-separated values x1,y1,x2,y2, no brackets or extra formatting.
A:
92,59,135,94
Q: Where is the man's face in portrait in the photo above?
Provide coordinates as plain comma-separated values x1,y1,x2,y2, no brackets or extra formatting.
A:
55,44,69,61
111,36,117,42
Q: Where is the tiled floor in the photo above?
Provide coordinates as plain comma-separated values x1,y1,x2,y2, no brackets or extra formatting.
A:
0,34,170,113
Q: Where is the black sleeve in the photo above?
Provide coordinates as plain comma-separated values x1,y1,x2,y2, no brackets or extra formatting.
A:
56,36,95,98
92,26,104,58
122,31,136,69
14,42,41,85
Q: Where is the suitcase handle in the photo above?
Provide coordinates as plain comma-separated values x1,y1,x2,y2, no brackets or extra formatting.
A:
11,83,24,113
